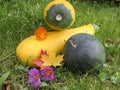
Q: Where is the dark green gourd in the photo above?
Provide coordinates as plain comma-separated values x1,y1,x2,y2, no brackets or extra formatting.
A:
46,4,73,29
63,33,105,73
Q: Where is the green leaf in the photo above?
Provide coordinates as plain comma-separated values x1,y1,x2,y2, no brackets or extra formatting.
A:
41,82,48,87
98,72,108,82
111,72,120,84
0,71,11,85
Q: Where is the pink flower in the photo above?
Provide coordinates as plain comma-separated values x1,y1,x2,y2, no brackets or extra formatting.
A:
28,68,41,88
41,67,55,81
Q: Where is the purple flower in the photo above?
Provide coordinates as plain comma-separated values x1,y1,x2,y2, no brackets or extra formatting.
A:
41,67,55,81
28,68,41,88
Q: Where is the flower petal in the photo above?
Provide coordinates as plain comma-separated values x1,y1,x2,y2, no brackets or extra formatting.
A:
28,68,41,88
33,79,41,88
34,27,47,41
28,76,34,83
41,67,55,81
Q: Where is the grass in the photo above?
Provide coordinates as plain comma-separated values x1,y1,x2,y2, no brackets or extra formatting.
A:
0,0,120,89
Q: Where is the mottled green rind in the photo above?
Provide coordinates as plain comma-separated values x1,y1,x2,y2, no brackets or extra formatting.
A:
63,33,106,73
46,4,73,28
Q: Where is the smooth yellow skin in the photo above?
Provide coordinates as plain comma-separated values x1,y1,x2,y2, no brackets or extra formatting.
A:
43,0,75,30
16,24,95,66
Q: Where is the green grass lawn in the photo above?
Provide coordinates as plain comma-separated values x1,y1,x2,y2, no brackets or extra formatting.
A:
0,0,120,90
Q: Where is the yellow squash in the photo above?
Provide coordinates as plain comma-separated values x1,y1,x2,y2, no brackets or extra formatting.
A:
16,24,99,67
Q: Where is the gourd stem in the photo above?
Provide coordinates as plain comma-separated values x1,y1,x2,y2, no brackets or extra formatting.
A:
56,14,62,21
69,40,77,48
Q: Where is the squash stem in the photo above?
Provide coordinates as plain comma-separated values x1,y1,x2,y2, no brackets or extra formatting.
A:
56,14,62,21
69,40,77,48
92,24,100,32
